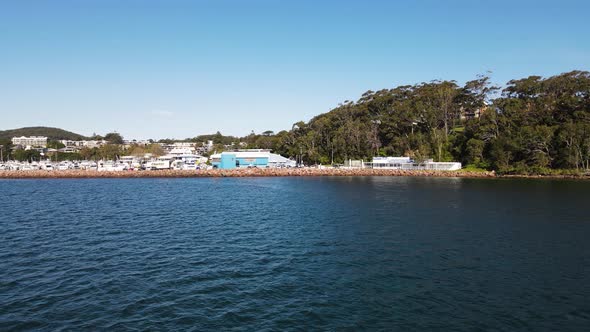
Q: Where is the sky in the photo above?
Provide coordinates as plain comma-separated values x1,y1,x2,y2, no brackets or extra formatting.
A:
1,0,589,139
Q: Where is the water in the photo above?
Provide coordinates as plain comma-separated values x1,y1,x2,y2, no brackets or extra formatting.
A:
1,177,589,331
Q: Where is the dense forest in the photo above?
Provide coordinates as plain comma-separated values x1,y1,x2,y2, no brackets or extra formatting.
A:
232,71,589,174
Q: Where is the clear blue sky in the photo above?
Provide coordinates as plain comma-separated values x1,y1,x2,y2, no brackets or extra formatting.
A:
1,0,588,139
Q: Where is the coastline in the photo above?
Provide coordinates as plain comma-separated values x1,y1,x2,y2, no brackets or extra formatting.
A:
1,168,588,179
0,168,494,179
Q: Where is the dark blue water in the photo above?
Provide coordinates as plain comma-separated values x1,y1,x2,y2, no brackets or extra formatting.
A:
1,177,589,331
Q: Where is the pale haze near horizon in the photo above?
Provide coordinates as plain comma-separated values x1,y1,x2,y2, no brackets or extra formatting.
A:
1,0,589,140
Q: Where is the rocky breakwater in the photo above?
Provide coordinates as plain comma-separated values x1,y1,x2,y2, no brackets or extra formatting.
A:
0,168,496,179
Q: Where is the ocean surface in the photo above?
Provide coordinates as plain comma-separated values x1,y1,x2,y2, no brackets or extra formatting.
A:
1,177,589,331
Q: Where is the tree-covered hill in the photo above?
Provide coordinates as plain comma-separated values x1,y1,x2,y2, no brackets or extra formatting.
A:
0,127,89,141
237,70,590,174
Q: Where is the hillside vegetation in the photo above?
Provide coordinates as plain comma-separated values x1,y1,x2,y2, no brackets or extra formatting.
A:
235,71,590,174
0,127,88,141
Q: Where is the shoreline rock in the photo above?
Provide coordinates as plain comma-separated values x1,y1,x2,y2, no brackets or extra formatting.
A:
0,168,498,179
1,168,588,179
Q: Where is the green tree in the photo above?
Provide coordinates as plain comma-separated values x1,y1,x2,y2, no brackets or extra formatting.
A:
47,140,66,149
12,149,41,162
0,139,12,162
465,138,485,166
98,144,123,160
104,132,124,144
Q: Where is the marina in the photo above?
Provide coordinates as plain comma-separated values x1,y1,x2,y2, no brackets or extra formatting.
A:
0,149,479,178
0,137,472,177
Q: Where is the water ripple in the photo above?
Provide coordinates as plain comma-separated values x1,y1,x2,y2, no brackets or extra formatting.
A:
1,177,589,330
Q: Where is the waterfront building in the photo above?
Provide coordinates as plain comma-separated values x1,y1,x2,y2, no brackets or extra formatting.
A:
12,136,48,148
210,149,295,169
268,153,297,168
366,156,462,171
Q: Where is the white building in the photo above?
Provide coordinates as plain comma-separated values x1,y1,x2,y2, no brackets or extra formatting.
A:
268,153,297,168
169,147,196,156
367,156,461,171
83,140,107,148
58,147,80,153
160,142,198,153
60,140,77,147
12,136,48,148
58,139,107,149
174,142,197,148
123,139,150,146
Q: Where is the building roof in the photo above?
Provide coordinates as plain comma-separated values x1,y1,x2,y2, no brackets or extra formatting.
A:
268,153,293,163
211,151,294,164
211,151,269,159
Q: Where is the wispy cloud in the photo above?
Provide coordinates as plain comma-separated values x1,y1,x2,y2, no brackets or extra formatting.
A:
150,110,174,117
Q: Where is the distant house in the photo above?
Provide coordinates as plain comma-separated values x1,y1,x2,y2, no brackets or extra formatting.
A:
58,147,80,153
59,139,107,149
12,136,48,148
160,142,198,153
123,139,150,147
82,140,107,149
195,140,214,155
460,103,489,121
58,140,79,147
